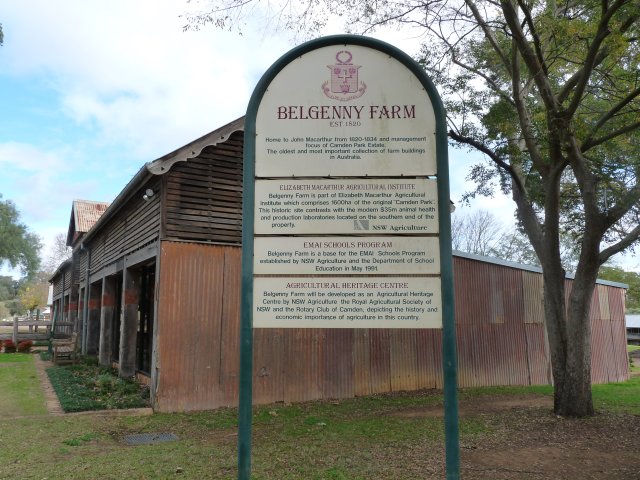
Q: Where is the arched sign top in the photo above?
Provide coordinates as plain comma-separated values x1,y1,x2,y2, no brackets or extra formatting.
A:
245,35,448,179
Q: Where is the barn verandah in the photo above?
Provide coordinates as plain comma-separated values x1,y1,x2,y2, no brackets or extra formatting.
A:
49,116,629,413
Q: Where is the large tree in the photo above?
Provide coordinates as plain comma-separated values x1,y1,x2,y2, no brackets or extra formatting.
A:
42,232,72,275
0,195,41,279
0,275,17,302
187,0,640,416
451,210,506,256
18,280,49,319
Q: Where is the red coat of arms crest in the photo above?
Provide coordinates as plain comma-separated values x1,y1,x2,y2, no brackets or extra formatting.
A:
323,50,367,101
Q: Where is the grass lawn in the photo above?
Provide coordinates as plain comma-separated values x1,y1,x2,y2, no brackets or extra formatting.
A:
628,344,640,376
1,361,640,479
0,353,47,416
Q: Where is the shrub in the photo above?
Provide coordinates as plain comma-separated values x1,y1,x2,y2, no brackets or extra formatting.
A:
4,340,16,353
46,360,150,412
17,340,33,353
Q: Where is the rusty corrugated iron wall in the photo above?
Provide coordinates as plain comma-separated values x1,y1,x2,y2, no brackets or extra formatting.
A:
154,242,628,412
155,241,241,411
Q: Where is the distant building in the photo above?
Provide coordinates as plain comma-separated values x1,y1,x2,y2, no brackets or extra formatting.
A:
49,200,110,337
627,315,640,345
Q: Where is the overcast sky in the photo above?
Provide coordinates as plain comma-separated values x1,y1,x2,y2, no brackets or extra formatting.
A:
0,0,636,277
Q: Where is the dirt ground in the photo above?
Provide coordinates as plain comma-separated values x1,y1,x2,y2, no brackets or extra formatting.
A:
444,394,640,480
391,351,640,479
447,354,640,480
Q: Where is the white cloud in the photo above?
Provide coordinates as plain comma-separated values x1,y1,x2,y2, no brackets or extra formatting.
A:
0,142,69,219
3,0,290,160
0,141,66,171
0,141,91,225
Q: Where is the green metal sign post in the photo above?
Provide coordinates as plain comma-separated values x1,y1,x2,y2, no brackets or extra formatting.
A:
239,34,459,479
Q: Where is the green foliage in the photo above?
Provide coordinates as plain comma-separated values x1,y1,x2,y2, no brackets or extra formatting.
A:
63,433,98,447
0,195,41,279
4,299,26,316
598,266,640,311
0,276,17,301
46,360,150,413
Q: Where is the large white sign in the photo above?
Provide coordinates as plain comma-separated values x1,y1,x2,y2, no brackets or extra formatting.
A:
255,46,436,177
241,38,458,479
253,277,442,328
254,178,438,234
250,41,442,329
254,236,440,275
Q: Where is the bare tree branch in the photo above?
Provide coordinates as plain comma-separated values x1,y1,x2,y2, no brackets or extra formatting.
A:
510,36,547,175
603,183,640,229
451,55,516,105
582,120,640,152
501,0,559,111
565,0,628,117
516,0,547,75
599,223,640,264
464,0,512,73
583,86,640,144
448,129,528,195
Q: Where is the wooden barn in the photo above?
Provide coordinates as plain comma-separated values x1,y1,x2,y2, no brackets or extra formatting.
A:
49,116,629,412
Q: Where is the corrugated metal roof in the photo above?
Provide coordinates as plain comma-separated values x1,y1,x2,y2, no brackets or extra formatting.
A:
73,200,110,233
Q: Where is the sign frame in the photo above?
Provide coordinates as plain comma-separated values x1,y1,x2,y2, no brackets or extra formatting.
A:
238,35,459,479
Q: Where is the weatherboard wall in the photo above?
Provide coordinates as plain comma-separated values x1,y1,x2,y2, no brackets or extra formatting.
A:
162,131,244,245
87,180,161,275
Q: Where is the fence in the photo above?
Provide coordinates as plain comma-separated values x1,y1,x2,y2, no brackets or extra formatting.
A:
0,317,52,343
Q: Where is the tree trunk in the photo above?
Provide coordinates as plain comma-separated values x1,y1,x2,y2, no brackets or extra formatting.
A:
543,257,599,417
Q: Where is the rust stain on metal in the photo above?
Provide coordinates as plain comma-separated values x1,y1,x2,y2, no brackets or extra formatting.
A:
102,293,115,307
124,289,139,305
151,245,628,412
156,241,239,412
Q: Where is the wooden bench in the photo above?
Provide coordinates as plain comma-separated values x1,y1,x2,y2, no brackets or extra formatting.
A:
52,332,79,365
